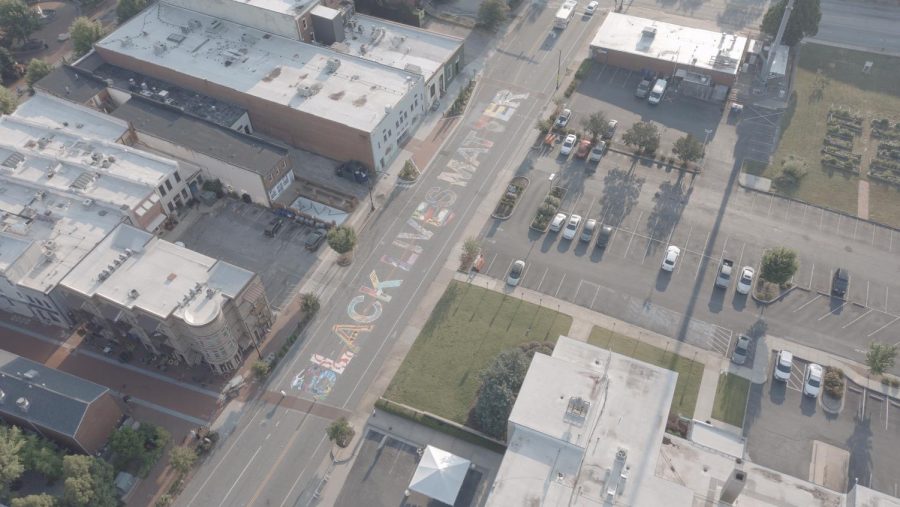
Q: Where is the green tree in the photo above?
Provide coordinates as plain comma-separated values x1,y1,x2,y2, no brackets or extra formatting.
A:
622,121,661,156
301,293,320,316
760,247,798,285
0,47,19,83
326,418,355,448
866,342,897,377
460,237,481,271
0,81,18,114
0,0,41,48
116,0,148,23
326,226,357,265
70,17,104,56
581,112,608,142
109,426,145,469
0,425,25,495
672,134,704,164
21,433,64,481
168,446,197,477
761,0,821,47
477,0,509,30
251,360,271,379
470,348,531,439
11,494,57,507
25,58,52,90
137,424,170,474
63,455,116,507
773,159,806,191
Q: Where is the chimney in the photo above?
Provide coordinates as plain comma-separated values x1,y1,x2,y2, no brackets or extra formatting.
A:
719,465,747,504
16,397,29,412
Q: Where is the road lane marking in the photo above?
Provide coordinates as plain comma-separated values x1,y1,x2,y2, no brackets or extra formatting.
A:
793,294,822,312
221,445,263,505
555,273,567,298
817,302,848,320
841,309,872,329
868,316,900,337
278,436,327,507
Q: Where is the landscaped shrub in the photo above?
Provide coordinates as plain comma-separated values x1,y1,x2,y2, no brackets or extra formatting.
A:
823,366,844,398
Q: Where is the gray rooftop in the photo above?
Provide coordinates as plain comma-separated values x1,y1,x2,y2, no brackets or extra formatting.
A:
34,65,107,104
110,96,289,176
0,349,109,438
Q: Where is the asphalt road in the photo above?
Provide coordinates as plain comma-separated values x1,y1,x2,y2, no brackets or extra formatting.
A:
813,0,900,55
479,142,900,374
175,5,605,507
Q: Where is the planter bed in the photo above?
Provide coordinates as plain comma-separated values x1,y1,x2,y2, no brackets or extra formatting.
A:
492,176,530,219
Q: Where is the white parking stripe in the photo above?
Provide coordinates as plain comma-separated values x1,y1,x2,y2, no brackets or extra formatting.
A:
793,294,823,312
486,252,498,274
868,316,900,337
808,263,815,290
842,309,873,329
623,211,642,259
590,285,601,308
817,302,848,320
555,273,567,298
536,267,549,291
866,281,870,307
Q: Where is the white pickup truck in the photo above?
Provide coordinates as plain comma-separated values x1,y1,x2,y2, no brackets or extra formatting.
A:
715,259,734,289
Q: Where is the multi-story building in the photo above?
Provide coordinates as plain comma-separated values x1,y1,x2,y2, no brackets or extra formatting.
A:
60,224,272,373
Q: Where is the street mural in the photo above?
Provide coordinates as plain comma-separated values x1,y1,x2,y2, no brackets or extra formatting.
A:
292,89,530,400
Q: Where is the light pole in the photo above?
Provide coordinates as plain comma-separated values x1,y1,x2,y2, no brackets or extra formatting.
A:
556,49,562,90
367,177,376,212
701,128,713,172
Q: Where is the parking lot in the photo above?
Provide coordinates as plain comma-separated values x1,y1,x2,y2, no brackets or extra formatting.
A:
478,138,900,370
745,352,900,496
170,199,321,311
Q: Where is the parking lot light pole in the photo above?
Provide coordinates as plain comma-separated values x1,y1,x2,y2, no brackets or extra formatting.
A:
367,178,376,212
556,50,561,90
701,128,713,171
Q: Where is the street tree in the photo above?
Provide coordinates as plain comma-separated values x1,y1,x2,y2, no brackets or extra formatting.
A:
866,342,897,377
622,121,661,156
116,0,148,23
460,237,481,271
326,418,355,448
477,0,508,30
70,17,104,56
301,292,320,316
470,348,530,439
21,433,64,481
672,134,704,164
0,425,25,496
25,58,52,90
326,225,357,265
0,85,17,114
581,112,608,142
0,47,19,83
168,446,197,477
109,426,145,469
761,0,821,47
251,360,271,378
0,0,41,48
63,455,116,507
760,247,798,285
11,494,57,507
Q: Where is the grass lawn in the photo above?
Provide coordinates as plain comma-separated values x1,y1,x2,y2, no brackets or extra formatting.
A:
587,326,703,418
383,281,572,424
763,43,900,224
711,373,751,427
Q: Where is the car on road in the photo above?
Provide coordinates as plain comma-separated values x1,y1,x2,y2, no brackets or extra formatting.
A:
832,268,849,297
732,335,751,365
555,109,572,129
803,363,824,397
585,0,598,13
648,78,668,105
660,245,680,271
575,139,592,158
736,266,755,295
507,260,525,286
550,212,567,232
603,119,618,140
560,134,577,155
773,350,793,382
580,219,596,242
562,214,582,240
596,224,613,249
588,141,606,162
264,217,284,237
304,229,326,251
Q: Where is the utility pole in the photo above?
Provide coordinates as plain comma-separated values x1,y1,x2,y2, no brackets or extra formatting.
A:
760,0,795,86
556,49,562,89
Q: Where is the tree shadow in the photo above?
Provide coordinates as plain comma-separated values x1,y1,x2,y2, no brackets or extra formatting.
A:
847,414,873,488
645,175,688,257
600,167,644,227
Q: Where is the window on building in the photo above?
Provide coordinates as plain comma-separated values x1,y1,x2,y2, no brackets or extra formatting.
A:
165,180,173,191
158,184,167,196
302,18,308,29
181,189,189,199
168,202,175,212
174,171,181,183
430,83,435,98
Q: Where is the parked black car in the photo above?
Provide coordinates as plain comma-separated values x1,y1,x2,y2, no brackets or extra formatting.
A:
336,160,370,183
304,229,326,251
264,217,284,237
832,268,849,297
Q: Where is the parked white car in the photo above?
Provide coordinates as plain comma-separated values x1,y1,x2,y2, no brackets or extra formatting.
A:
507,260,525,286
773,350,793,382
803,363,823,397
562,214,582,240
560,134,577,155
549,212,567,232
736,266,755,295
660,245,680,272
585,1,599,14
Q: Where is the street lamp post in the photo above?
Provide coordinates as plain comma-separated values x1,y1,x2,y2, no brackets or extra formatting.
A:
556,49,562,90
701,128,713,172
367,177,376,212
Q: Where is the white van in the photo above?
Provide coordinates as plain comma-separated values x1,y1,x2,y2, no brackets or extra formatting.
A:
647,79,668,105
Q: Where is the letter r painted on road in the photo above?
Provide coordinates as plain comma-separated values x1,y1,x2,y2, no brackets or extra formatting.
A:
359,271,403,303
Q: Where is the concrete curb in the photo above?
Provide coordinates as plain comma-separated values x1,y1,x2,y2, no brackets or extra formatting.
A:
820,391,844,415
491,176,530,220
750,283,797,304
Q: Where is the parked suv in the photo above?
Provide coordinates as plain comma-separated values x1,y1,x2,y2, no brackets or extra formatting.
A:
264,217,284,237
336,160,369,183
832,268,849,297
773,350,793,382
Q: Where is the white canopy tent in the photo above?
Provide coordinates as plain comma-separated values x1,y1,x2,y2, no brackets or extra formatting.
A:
408,445,471,505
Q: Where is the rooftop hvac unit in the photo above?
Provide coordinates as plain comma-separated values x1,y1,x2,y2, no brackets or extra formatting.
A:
16,397,28,412
23,370,38,380
325,58,341,73
0,389,5,403
641,26,657,38
128,289,140,299
296,84,320,97
98,269,110,281
153,42,168,55
82,198,94,207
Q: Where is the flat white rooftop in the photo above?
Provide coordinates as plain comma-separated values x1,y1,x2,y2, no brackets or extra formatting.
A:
331,13,462,84
170,0,315,18
0,178,125,293
13,93,129,142
62,224,254,322
0,116,174,214
97,3,420,132
590,13,748,76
